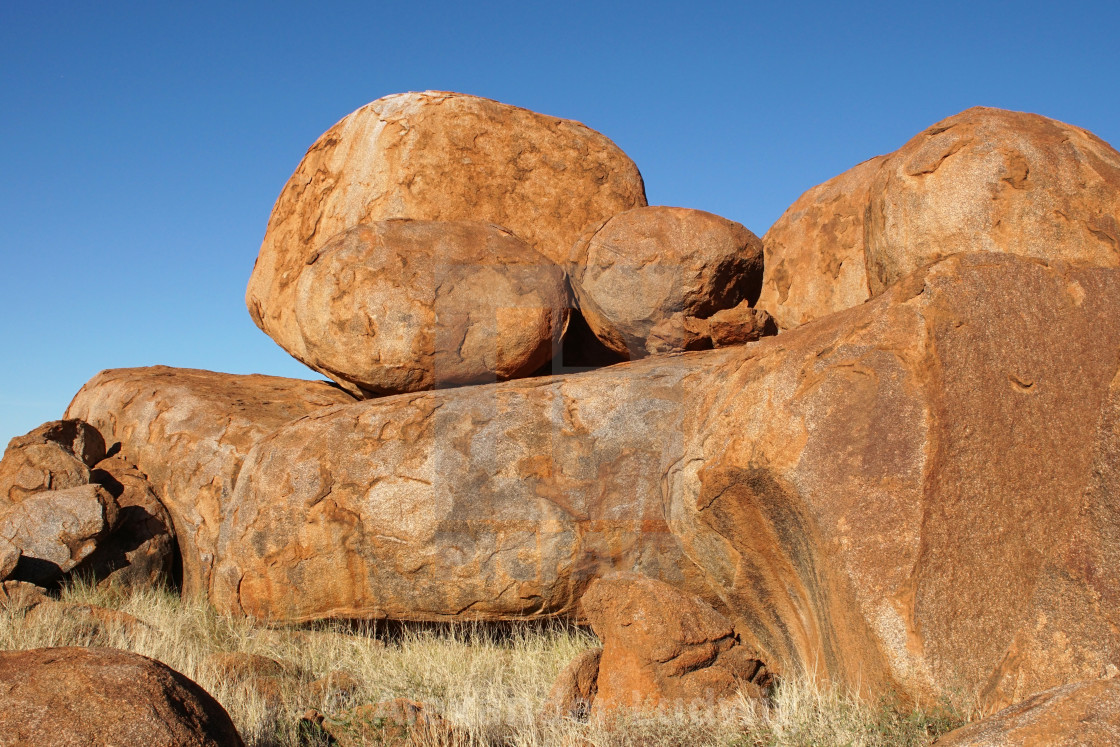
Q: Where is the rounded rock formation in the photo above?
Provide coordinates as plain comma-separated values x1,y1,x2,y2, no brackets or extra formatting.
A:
866,106,1120,294
293,220,571,396
567,206,764,357
0,647,244,746
247,90,646,367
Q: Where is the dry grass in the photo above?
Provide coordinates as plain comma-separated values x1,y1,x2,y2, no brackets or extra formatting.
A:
0,580,968,746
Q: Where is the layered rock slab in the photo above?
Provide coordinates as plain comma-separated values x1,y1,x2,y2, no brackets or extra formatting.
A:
668,253,1120,709
65,366,354,597
294,220,570,397
210,352,731,623
935,678,1120,746
568,206,764,357
0,647,244,746
247,90,646,367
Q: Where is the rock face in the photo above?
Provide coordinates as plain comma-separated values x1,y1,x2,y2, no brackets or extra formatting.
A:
65,366,355,597
0,484,117,586
0,647,244,746
209,353,730,623
568,206,764,357
247,90,646,368
292,220,570,397
756,156,887,330
866,107,1120,294
215,252,1120,711
935,679,1120,746
582,573,768,714
0,419,106,505
668,253,1120,710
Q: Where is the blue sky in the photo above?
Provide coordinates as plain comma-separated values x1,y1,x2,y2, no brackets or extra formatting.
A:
2,1,1118,446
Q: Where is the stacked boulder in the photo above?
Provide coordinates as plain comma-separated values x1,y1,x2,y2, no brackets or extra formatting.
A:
7,92,1120,741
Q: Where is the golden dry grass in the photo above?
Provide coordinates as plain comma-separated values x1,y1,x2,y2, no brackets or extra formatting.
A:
0,580,968,746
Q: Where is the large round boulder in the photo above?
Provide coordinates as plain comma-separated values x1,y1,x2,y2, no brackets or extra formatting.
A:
247,90,646,367
567,206,764,357
866,106,1120,294
293,220,571,396
0,647,244,746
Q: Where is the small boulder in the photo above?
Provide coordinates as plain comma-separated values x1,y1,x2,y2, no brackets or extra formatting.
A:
581,573,770,714
0,647,244,746
293,220,571,396
0,537,19,580
0,484,117,586
0,419,105,504
543,647,602,721
935,678,1120,746
23,600,148,640
204,651,289,681
0,581,49,610
568,206,764,358
309,669,362,704
322,697,461,746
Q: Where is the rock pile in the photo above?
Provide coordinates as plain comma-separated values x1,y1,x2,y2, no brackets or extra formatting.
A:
4,92,1120,742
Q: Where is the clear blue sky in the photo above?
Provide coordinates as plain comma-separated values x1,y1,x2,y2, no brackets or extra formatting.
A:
2,1,1118,447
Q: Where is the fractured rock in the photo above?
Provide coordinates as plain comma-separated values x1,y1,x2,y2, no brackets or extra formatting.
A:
0,484,117,586
0,647,244,746
0,419,105,505
567,206,764,357
293,220,571,397
543,648,602,721
247,90,646,368
581,573,768,714
65,366,355,597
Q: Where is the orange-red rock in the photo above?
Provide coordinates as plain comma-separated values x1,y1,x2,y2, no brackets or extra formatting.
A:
568,206,763,357
756,156,887,329
582,573,768,714
215,252,1120,711
935,679,1120,746
209,354,726,624
292,220,570,397
0,419,105,505
65,366,354,597
866,106,1120,294
543,648,602,720
247,90,646,368
0,647,244,746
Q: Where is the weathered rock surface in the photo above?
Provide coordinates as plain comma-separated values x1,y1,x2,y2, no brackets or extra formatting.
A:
756,155,887,330
320,698,461,747
87,455,178,589
935,679,1120,746
645,301,777,354
293,220,570,397
0,484,117,586
247,90,646,367
210,352,728,623
0,419,105,505
217,252,1120,710
582,573,768,714
866,106,1120,294
668,253,1120,710
0,647,244,746
65,366,354,597
0,580,49,610
543,647,602,721
567,206,764,357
